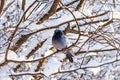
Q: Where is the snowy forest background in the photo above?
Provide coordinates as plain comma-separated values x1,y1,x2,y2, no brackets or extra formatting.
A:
1,0,120,80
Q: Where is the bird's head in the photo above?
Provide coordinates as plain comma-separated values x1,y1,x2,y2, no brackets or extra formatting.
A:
54,29,63,36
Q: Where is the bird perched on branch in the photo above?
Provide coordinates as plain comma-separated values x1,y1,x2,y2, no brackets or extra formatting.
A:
52,29,73,62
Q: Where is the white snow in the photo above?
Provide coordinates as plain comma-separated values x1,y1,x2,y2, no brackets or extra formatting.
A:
43,57,62,76
1,0,120,79
7,50,18,60
0,74,12,80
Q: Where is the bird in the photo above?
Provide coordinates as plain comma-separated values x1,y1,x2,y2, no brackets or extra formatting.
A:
52,29,73,62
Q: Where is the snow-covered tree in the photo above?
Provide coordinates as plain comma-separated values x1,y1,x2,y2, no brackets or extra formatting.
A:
0,0,120,80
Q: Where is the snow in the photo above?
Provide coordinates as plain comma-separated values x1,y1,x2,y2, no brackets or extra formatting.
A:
44,50,53,56
8,50,19,60
113,11,120,19
51,78,57,80
1,0,120,80
43,57,62,76
0,74,12,80
86,60,101,75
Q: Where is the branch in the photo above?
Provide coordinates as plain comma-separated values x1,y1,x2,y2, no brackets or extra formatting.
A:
11,34,31,51
26,39,47,58
22,0,26,21
0,0,15,17
30,11,109,35
36,0,60,24
76,0,86,11
77,19,113,53
22,0,26,11
75,48,119,55
72,19,109,29
59,2,81,49
13,39,47,72
51,56,120,76
9,71,45,77
0,0,4,16
57,0,78,12
7,48,67,63
5,0,37,61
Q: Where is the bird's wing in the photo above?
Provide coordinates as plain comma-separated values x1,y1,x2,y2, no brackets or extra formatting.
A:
61,35,67,48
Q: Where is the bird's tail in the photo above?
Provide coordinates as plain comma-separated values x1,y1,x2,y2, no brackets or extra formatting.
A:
66,51,73,62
